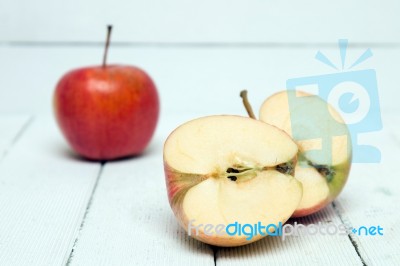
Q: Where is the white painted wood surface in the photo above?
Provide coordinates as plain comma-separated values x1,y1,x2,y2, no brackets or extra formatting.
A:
1,37,400,265
0,115,30,160
1,0,400,43
217,206,363,266
67,123,214,265
0,117,101,265
336,114,400,265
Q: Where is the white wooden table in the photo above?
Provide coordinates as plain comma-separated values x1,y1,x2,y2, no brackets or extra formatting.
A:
1,1,400,265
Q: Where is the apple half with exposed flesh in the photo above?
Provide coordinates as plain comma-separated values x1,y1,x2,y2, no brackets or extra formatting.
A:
259,91,352,217
164,115,302,247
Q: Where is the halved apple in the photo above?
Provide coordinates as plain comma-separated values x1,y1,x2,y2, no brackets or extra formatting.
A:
259,91,351,217
164,115,302,247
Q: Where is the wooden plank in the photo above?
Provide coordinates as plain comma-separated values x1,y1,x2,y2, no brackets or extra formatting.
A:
0,116,101,265
1,0,399,43
216,205,362,266
329,112,400,265
0,115,31,160
67,114,215,265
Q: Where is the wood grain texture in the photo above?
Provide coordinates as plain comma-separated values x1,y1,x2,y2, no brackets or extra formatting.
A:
0,115,31,161
67,119,215,266
329,113,400,265
1,0,399,43
1,113,398,265
216,205,362,266
0,116,101,265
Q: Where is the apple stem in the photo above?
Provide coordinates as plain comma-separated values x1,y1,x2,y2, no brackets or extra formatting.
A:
240,90,256,119
102,25,113,67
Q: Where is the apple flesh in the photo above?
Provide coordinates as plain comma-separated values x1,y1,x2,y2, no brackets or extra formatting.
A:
54,65,159,160
259,91,351,217
164,115,302,246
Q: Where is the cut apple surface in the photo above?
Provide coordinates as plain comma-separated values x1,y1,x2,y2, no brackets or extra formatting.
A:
164,115,302,247
259,91,351,217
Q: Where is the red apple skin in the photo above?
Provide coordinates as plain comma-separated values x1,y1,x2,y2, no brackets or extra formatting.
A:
54,65,159,160
164,164,187,222
163,162,251,247
292,199,328,218
164,163,203,224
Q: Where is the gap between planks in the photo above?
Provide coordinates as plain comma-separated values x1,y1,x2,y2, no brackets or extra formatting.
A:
332,201,368,266
66,162,106,265
0,116,34,162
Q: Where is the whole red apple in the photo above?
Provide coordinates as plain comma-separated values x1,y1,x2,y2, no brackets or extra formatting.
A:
54,26,159,160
